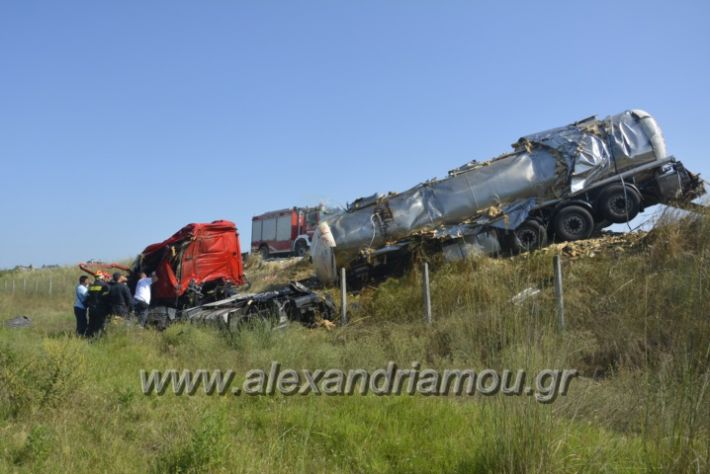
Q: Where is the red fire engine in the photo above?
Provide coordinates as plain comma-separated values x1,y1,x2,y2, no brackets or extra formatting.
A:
251,206,326,259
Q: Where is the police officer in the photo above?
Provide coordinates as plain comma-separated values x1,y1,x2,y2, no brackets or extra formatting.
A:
108,272,133,318
85,273,111,337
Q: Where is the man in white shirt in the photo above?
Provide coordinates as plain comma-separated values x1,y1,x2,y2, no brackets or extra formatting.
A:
73,275,90,336
133,271,158,327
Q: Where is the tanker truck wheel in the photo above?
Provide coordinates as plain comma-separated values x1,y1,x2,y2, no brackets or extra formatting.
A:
597,183,641,224
507,220,548,254
553,205,594,242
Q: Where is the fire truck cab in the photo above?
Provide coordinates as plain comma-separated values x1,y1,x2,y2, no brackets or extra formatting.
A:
251,206,325,259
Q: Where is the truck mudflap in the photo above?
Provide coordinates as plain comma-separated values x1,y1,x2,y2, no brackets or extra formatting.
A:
146,282,336,331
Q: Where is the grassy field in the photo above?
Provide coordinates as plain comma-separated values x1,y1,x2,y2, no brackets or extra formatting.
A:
0,215,709,473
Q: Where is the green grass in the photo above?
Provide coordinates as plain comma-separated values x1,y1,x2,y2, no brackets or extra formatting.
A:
0,214,708,473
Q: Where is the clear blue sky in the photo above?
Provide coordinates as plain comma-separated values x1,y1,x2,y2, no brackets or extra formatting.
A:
1,0,708,268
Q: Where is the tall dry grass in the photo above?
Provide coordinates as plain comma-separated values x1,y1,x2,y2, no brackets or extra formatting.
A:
0,212,708,472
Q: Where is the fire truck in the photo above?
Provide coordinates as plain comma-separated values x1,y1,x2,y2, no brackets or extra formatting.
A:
251,206,327,259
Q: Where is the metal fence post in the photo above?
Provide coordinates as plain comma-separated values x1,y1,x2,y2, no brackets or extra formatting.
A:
12,279,16,295
49,277,53,296
423,262,432,324
553,255,565,331
340,267,348,326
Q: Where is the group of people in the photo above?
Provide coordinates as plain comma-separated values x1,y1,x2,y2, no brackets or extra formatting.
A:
73,271,157,337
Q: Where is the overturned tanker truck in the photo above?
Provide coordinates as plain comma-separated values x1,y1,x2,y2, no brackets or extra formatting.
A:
311,110,705,286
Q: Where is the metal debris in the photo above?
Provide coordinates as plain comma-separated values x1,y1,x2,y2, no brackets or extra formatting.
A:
146,281,335,331
4,315,32,328
510,287,542,305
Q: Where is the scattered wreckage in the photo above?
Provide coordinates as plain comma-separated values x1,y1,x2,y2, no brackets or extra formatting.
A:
311,110,706,286
152,281,335,331
80,221,335,330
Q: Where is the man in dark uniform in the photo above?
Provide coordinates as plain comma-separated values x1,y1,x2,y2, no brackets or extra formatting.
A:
85,273,111,337
108,272,133,318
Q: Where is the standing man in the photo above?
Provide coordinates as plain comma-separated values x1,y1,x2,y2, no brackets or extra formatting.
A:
133,271,157,327
108,272,133,318
85,272,111,337
73,275,90,336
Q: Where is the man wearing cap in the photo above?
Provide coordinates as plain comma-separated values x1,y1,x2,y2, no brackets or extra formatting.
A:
85,273,111,337
108,272,133,318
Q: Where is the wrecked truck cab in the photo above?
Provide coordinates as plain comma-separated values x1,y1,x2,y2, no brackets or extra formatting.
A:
131,220,246,307
311,110,705,287
128,220,335,330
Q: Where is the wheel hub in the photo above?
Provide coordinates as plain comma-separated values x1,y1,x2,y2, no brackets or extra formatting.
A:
611,196,630,214
518,230,538,247
565,217,583,235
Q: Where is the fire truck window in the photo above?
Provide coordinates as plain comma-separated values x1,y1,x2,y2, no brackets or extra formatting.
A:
252,220,262,241
276,215,291,241
262,218,277,241
306,211,318,226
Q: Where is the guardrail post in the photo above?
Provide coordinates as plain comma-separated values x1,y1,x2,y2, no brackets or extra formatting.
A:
340,267,348,326
553,255,565,331
423,262,432,324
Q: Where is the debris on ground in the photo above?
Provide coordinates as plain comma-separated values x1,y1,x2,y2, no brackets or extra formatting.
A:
534,231,648,259
4,315,32,328
151,281,335,331
510,287,542,305
316,319,337,330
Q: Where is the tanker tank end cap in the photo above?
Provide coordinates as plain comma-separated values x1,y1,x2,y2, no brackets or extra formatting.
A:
318,222,336,248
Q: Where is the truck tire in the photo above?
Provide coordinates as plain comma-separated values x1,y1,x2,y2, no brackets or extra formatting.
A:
507,220,548,254
597,183,641,224
294,240,308,257
259,245,270,260
553,205,594,242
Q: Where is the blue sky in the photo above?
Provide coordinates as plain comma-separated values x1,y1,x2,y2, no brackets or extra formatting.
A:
1,0,708,268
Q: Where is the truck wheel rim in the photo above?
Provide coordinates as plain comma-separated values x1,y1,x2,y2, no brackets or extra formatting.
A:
610,195,631,215
518,229,538,248
564,216,585,236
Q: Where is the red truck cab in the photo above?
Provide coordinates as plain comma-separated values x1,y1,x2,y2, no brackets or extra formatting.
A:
134,220,245,306
251,206,325,259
